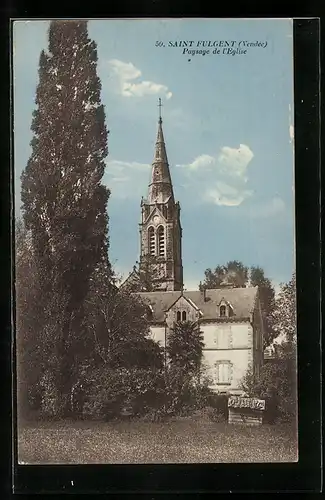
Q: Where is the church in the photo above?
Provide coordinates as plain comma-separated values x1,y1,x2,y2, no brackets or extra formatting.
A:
121,100,265,395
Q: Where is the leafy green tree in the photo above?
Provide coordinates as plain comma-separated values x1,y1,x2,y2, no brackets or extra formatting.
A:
20,20,110,416
199,260,248,290
15,218,70,419
84,271,164,371
121,255,171,292
271,273,296,343
166,320,204,375
16,219,41,417
158,321,206,418
240,354,296,423
241,274,297,423
81,366,165,420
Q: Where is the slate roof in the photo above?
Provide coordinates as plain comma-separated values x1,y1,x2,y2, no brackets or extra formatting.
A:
134,287,259,323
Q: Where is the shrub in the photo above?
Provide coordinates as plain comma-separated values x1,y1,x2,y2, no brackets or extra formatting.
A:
81,366,165,420
241,353,297,423
36,370,67,420
151,366,217,419
78,363,226,423
205,393,229,416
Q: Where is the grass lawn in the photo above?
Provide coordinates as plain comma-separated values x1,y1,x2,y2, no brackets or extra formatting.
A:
18,418,298,464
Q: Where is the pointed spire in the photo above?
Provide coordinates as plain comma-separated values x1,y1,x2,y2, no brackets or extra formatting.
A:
158,97,163,124
147,98,174,204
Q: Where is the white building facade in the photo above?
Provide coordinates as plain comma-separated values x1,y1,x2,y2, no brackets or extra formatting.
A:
136,288,264,394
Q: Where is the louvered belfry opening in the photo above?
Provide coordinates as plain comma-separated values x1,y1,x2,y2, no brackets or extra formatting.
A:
157,225,165,256
148,227,155,255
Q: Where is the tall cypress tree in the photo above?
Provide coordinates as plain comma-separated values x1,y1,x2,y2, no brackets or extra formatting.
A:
20,20,110,416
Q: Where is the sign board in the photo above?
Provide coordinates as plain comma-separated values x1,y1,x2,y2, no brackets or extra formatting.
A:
228,396,265,411
228,397,266,426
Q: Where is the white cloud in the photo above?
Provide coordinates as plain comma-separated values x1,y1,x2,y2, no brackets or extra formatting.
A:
123,81,172,99
218,144,254,182
107,59,172,100
181,154,215,171
108,59,141,81
206,182,253,207
178,143,254,207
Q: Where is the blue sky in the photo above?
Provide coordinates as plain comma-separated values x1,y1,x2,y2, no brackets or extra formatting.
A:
13,19,295,291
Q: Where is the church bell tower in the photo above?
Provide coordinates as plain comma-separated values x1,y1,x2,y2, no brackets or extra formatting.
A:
139,99,183,291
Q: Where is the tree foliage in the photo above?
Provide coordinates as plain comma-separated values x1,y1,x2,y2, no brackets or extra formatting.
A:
271,273,296,343
121,255,171,293
81,366,165,421
16,219,42,415
166,320,204,375
84,271,164,371
241,274,297,423
199,260,248,289
17,21,170,422
19,20,111,416
16,219,71,419
241,345,297,423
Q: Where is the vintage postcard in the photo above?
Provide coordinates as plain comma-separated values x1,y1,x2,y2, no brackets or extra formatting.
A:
13,19,297,464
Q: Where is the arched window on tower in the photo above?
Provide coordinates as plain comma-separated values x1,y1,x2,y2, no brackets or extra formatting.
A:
148,227,155,256
182,311,187,322
157,226,165,257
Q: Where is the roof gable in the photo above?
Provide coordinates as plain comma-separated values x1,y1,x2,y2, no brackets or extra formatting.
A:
144,206,167,226
165,293,202,314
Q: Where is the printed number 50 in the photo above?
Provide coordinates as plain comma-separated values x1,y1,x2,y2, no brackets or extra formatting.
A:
155,41,164,47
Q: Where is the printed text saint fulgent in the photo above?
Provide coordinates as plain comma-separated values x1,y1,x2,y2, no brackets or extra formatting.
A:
168,40,237,48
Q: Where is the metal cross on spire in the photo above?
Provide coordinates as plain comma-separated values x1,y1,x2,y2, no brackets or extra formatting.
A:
158,97,163,123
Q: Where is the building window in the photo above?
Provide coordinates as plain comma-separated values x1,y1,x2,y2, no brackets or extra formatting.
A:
220,305,227,317
157,226,165,256
218,329,230,349
176,311,187,322
214,362,232,385
213,328,230,349
148,227,155,255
